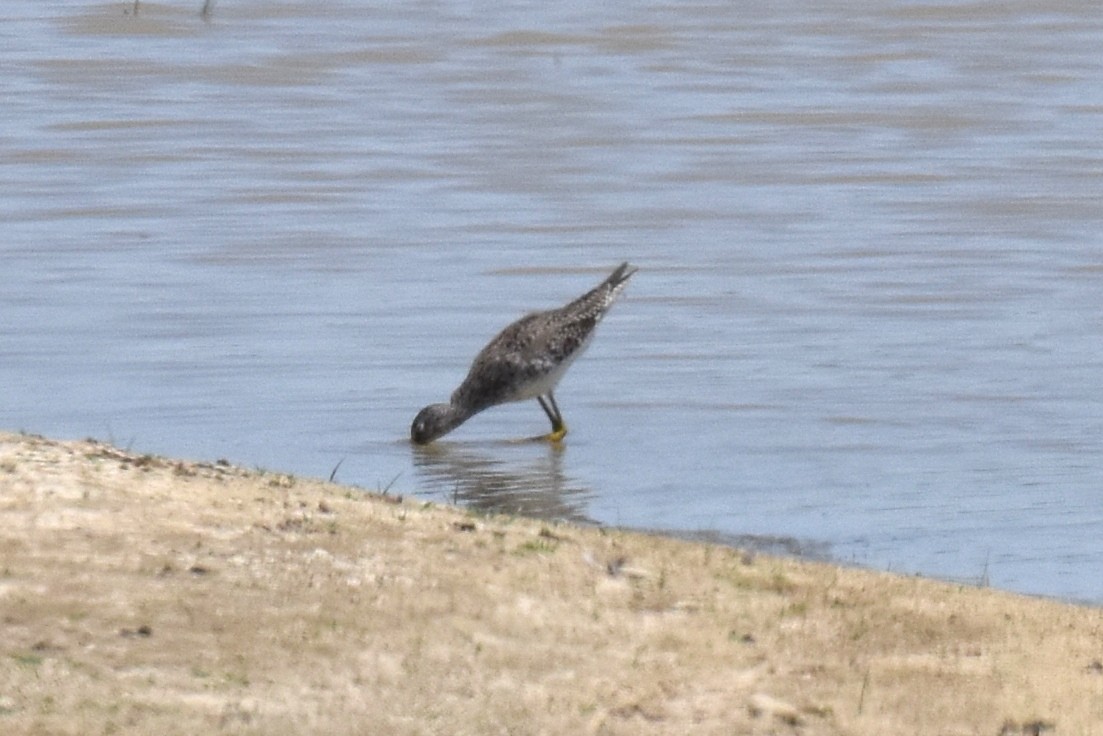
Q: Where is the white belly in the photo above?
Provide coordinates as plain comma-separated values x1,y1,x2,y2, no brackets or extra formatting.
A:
510,332,593,401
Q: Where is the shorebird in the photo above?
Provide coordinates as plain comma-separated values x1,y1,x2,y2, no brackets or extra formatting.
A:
411,262,637,444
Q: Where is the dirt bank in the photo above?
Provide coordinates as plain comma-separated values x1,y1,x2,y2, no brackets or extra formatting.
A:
1,432,1100,735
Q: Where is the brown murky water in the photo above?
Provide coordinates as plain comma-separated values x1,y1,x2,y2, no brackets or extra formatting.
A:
3,1,1102,601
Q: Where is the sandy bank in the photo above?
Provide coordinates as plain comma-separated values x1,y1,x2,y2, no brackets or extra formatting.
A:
1,432,1100,735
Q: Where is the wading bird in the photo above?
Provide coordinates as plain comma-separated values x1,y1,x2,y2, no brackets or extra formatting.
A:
411,263,637,444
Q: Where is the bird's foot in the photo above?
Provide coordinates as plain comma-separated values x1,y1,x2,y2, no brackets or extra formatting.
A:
512,426,568,444
546,425,567,443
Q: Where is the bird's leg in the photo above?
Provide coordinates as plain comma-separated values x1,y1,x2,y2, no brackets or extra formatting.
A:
537,393,567,442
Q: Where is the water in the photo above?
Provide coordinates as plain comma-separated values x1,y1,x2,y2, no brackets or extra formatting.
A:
3,0,1102,603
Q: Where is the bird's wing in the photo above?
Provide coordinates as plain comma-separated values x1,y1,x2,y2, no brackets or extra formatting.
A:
450,313,552,411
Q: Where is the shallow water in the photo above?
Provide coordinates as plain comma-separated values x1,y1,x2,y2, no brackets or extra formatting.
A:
3,1,1102,603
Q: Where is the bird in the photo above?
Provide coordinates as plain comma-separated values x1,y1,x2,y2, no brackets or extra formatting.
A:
411,262,637,444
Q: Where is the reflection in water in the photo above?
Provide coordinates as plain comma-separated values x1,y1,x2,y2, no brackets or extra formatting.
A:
411,442,594,523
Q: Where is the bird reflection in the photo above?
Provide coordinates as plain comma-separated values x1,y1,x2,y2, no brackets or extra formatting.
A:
411,441,594,523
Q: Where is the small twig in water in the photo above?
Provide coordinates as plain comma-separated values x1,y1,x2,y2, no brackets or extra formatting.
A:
328,458,345,483
200,0,215,20
380,472,402,495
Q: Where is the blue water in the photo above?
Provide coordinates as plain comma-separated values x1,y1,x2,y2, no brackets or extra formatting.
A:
2,0,1102,603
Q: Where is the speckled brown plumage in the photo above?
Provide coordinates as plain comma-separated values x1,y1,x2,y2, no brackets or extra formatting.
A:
411,263,636,444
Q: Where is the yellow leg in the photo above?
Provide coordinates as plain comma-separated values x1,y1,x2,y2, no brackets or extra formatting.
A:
537,394,567,442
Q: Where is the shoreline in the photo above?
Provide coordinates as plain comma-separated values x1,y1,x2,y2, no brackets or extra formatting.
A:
2,431,1101,734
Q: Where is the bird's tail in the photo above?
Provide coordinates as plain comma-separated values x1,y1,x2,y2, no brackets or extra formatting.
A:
561,262,637,319
602,261,637,303
605,261,638,290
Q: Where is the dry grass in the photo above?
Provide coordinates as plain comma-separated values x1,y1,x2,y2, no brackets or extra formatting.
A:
1,432,1101,735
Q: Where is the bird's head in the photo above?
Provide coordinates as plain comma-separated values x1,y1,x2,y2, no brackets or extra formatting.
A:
410,403,463,445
